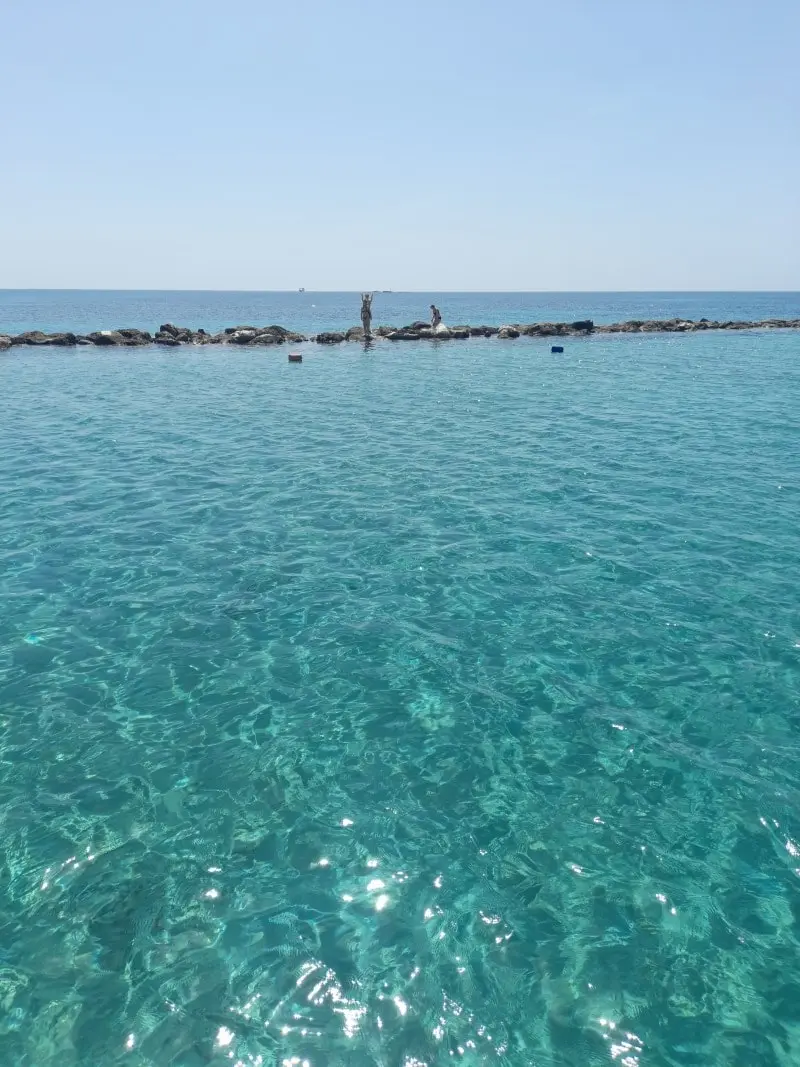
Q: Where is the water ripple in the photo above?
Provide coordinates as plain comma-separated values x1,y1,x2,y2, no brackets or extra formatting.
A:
1,332,800,1065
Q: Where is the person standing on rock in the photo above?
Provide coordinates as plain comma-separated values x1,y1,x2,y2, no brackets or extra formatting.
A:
430,304,442,329
360,293,373,339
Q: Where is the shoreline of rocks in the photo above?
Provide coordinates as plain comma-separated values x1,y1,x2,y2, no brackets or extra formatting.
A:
2,317,800,350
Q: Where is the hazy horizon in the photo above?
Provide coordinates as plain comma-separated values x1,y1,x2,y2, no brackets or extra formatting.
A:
2,287,799,295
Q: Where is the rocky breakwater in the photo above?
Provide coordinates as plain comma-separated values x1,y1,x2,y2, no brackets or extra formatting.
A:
595,317,800,333
3,317,800,352
0,323,309,350
154,323,307,346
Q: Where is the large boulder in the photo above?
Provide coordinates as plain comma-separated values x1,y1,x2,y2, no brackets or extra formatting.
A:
232,329,276,345
154,333,181,346
497,325,520,339
0,335,12,350
263,324,305,342
374,325,398,337
157,323,193,341
85,329,151,346
345,326,366,341
12,331,69,345
315,332,345,344
228,325,306,345
450,328,471,339
570,319,594,332
387,329,422,341
469,325,498,337
116,328,152,343
12,331,81,346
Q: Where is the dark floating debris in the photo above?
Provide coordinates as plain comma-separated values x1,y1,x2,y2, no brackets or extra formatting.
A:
551,346,564,353
288,352,303,363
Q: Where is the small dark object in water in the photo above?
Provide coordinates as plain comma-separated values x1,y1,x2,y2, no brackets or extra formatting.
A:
288,352,303,363
551,345,564,353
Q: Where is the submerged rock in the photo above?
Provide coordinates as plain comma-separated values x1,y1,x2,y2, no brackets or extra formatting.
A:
315,331,345,344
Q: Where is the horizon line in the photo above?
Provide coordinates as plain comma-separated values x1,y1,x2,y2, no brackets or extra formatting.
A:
1,288,798,295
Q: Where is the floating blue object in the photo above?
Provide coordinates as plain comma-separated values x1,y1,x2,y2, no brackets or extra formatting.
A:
551,345,564,353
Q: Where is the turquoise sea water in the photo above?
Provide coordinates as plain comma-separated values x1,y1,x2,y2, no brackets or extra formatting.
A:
2,300,800,1066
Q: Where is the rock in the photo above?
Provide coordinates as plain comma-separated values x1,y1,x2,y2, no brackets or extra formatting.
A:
345,326,366,341
431,327,453,339
0,335,11,350
519,323,567,336
156,324,193,341
451,328,471,339
264,324,303,342
497,325,520,339
13,331,58,345
85,329,150,346
387,329,422,341
227,329,259,345
227,325,306,345
154,333,181,346
374,325,398,337
571,320,594,332
11,331,81,346
244,331,279,345
315,332,345,344
116,328,153,343
405,321,431,332
469,325,497,337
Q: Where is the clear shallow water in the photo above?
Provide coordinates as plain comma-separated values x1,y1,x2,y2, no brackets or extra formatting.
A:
2,327,800,1067
1,289,799,335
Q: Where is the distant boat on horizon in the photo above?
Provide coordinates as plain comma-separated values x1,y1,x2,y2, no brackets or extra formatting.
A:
299,287,305,292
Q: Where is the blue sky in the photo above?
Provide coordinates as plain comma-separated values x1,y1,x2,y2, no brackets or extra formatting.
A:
1,0,798,290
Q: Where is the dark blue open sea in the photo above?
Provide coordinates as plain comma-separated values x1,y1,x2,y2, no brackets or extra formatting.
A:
1,291,800,1067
